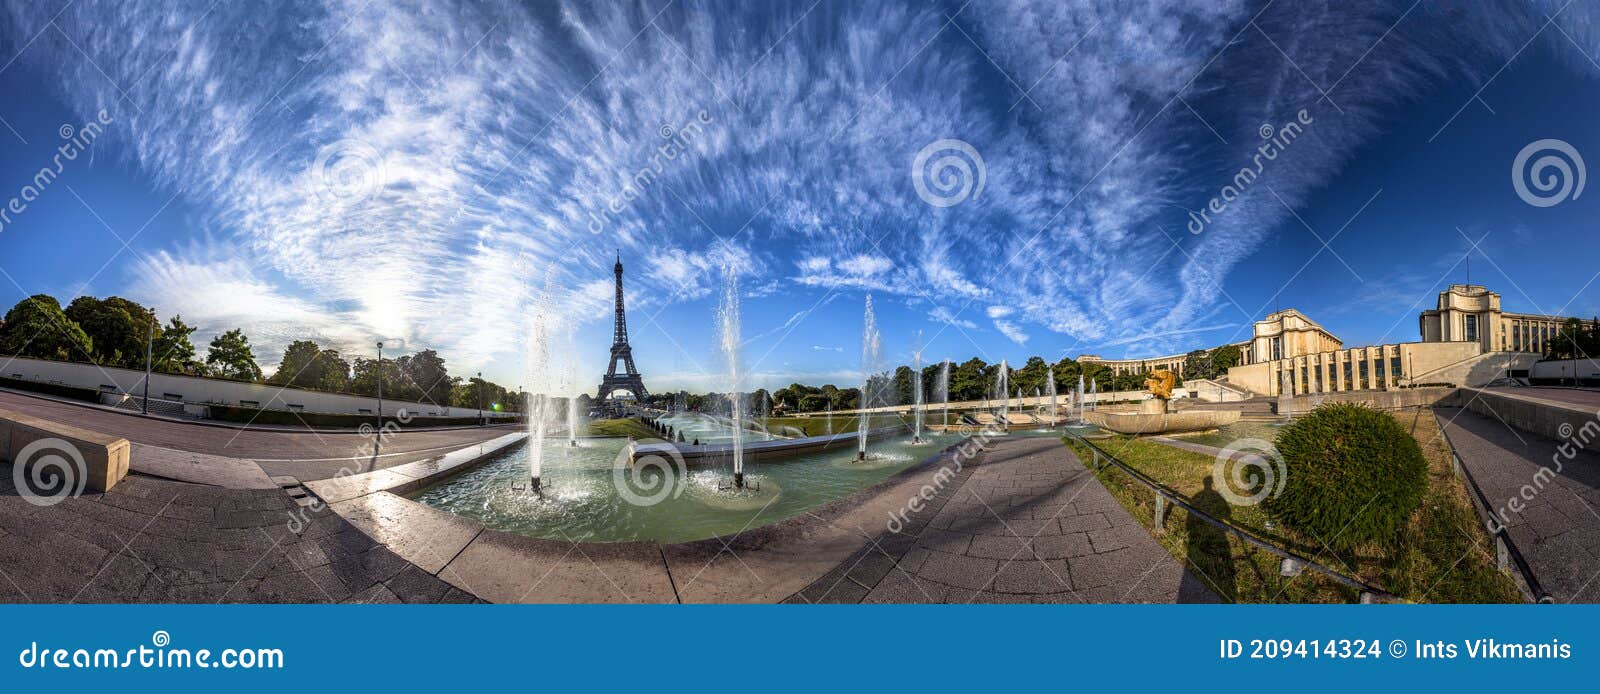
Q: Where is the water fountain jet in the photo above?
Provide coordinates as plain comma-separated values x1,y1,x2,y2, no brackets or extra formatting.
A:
857,295,881,461
717,265,746,488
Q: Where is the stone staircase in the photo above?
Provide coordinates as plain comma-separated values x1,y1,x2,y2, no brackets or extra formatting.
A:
1178,397,1283,422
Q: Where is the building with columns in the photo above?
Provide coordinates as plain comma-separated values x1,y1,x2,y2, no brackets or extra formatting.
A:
1085,284,1574,398
1418,284,1571,354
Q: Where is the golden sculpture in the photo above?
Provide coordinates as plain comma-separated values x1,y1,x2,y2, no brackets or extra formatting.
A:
1144,369,1177,400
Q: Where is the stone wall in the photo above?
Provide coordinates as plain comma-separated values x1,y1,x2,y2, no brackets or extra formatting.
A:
1276,386,1459,417
0,355,517,419
1460,388,1600,453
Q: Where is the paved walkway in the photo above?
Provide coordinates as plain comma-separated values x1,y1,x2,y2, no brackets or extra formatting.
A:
791,436,1216,603
1436,406,1600,602
0,466,478,603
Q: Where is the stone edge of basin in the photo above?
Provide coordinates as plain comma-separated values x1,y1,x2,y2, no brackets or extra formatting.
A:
311,430,979,603
303,431,529,505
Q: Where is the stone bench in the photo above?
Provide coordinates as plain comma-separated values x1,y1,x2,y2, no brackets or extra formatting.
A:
0,407,130,493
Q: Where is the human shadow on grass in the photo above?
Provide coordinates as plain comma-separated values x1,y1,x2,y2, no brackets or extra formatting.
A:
1180,475,1238,603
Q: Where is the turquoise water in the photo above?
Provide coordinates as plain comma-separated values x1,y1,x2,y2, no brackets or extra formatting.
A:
409,414,979,543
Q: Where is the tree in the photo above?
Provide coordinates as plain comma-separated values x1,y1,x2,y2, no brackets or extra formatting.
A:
1182,349,1214,380
401,349,452,405
950,357,989,401
314,350,351,392
0,295,94,362
1051,357,1081,392
205,329,262,381
890,365,915,405
64,296,156,368
271,340,326,388
1210,344,1242,375
151,316,198,374
1012,356,1049,395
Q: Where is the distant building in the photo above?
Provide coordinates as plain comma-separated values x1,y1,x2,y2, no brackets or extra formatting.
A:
1085,283,1577,398
1418,284,1570,354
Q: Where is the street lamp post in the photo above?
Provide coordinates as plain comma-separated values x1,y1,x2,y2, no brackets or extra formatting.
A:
477,371,484,426
141,309,154,414
374,341,384,458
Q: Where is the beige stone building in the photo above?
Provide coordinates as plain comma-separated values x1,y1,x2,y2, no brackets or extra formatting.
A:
1088,284,1571,398
1418,284,1570,354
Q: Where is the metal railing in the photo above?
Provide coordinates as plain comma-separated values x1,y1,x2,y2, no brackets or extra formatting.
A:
1429,411,1553,604
1066,432,1395,604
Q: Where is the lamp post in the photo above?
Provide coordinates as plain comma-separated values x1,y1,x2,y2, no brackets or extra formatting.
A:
141,309,155,414
374,341,384,458
477,371,484,426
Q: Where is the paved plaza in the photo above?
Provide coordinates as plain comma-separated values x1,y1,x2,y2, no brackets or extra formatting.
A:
0,392,1206,603
792,436,1215,604
0,471,478,603
1437,402,1600,602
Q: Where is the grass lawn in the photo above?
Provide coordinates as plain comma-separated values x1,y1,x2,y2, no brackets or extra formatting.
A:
1066,406,1520,603
582,418,659,439
1167,420,1286,449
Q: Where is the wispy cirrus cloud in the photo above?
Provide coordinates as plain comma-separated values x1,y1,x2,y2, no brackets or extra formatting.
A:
4,0,1599,385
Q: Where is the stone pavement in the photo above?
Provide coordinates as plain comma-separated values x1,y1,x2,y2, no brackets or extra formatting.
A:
1436,406,1600,602
0,466,480,603
791,436,1217,603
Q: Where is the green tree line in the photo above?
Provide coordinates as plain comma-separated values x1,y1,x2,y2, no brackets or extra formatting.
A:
0,294,523,411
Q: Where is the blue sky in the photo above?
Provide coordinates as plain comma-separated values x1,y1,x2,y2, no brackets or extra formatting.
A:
1,0,1597,394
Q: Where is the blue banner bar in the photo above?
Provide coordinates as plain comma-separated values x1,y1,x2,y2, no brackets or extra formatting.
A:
4,605,1595,690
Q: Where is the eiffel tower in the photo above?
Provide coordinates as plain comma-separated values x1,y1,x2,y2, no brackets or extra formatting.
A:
597,252,649,402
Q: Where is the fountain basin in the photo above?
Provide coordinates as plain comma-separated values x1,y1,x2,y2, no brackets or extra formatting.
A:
631,423,910,466
1085,409,1240,435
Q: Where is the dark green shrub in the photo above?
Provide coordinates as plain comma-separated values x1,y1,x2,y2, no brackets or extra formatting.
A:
1264,403,1427,551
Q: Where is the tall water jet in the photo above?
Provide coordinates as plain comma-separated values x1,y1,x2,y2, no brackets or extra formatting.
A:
1076,373,1086,424
938,359,951,432
911,332,925,444
1046,365,1057,427
717,264,746,487
857,294,881,460
825,401,833,435
1090,378,1098,412
996,359,1009,428
525,274,557,494
564,330,581,447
